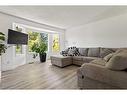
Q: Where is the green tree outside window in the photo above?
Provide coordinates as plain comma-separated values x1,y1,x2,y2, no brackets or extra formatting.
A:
28,31,48,52
52,34,60,52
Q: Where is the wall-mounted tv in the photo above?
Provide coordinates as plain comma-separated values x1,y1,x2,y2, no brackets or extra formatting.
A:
7,29,28,45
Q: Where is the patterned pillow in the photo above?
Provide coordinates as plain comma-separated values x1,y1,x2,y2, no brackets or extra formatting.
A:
60,48,69,56
75,48,80,56
68,47,78,56
61,47,80,56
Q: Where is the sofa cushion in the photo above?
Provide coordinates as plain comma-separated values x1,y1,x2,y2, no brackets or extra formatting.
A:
78,48,88,56
115,48,127,54
110,48,118,52
73,56,84,61
106,52,127,70
73,60,84,66
50,55,72,67
82,57,100,63
91,59,107,66
81,63,127,88
103,53,114,62
100,48,114,58
88,48,100,57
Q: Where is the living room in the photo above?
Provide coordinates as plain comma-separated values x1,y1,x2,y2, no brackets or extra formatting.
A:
1,4,127,91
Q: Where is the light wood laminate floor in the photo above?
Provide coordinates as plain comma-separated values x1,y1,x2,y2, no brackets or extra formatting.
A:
1,60,79,89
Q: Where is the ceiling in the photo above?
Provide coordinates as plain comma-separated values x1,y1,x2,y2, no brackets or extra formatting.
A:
0,6,127,29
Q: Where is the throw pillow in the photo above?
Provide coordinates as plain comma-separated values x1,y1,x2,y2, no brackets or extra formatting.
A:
100,48,114,58
78,48,88,56
88,48,100,57
106,52,127,71
115,49,127,54
60,48,69,56
91,59,107,66
68,47,80,56
103,53,114,62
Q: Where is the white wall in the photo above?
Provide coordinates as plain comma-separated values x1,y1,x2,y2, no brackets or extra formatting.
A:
0,12,65,71
66,13,127,48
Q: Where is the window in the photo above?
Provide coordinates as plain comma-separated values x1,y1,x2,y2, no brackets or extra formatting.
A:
28,31,48,52
28,31,39,52
52,34,60,52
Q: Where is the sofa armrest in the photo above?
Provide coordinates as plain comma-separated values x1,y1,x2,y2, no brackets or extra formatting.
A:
80,63,127,88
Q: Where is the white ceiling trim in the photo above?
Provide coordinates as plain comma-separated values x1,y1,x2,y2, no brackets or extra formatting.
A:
0,11,65,31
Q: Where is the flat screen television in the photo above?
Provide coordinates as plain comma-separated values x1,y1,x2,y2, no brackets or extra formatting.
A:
8,29,28,45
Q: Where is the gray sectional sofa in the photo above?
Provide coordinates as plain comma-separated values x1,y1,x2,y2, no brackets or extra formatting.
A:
51,47,127,89
55,47,116,66
51,47,117,67
77,48,127,89
73,48,102,66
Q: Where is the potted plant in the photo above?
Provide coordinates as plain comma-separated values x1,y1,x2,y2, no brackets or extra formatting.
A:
31,41,47,63
0,32,6,55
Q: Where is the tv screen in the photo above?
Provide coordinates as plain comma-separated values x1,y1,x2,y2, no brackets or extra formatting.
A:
8,29,28,45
